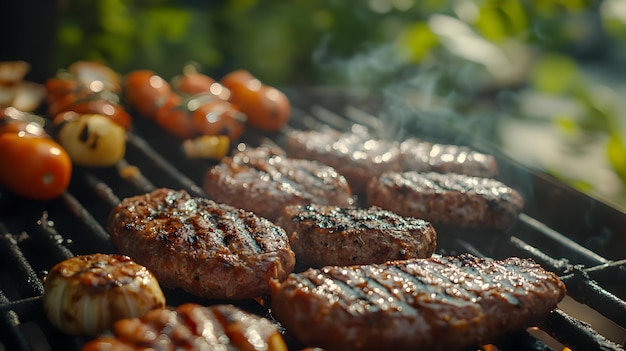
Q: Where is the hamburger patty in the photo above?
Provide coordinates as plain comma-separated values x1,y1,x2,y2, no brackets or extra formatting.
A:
276,204,436,268
107,188,296,300
82,303,287,351
366,171,524,229
400,138,498,178
203,146,354,222
270,254,567,351
285,126,402,193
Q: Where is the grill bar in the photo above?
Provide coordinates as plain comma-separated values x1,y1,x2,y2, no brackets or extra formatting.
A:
541,309,624,351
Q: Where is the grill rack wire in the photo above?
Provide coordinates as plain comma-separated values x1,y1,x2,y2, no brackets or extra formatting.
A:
1,88,625,351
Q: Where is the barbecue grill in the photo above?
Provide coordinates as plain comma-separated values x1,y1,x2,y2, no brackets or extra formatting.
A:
1,87,625,351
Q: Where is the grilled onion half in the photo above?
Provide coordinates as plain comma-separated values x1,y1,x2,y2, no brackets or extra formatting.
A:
42,253,166,335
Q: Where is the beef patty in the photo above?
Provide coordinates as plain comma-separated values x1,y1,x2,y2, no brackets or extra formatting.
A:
107,188,296,300
276,204,436,268
285,126,402,194
366,171,524,229
400,138,498,178
270,254,566,351
203,145,354,222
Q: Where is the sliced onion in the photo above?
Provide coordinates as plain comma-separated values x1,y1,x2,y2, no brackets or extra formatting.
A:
56,113,127,167
42,253,166,335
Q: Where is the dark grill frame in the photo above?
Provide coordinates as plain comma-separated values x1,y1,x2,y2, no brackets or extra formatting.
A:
1,88,625,351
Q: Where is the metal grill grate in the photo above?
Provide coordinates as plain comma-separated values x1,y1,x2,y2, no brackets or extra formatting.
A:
1,88,625,351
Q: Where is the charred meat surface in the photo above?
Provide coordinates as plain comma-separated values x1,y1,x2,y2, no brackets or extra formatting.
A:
285,126,402,193
82,303,288,351
276,204,436,268
366,171,524,229
400,138,498,178
204,146,354,222
270,254,567,351
107,188,296,300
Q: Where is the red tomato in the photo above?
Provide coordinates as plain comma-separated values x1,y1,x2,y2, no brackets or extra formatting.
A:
44,76,83,105
191,98,246,141
47,91,93,118
227,84,290,132
172,72,216,95
0,132,72,200
153,94,198,139
220,69,258,91
124,70,172,118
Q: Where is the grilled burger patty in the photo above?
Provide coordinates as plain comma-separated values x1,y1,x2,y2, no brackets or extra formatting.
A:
276,204,437,268
366,171,524,229
82,303,287,351
107,188,296,300
400,138,498,178
204,146,354,222
270,254,567,351
285,127,402,193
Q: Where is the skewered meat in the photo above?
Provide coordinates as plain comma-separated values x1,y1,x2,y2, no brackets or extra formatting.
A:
82,303,288,351
203,145,354,222
276,204,436,268
107,188,296,300
43,253,166,336
366,171,524,229
400,138,498,178
270,254,567,351
285,126,402,193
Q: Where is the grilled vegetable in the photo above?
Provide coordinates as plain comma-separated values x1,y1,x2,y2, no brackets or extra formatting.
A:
0,61,46,112
42,253,166,336
0,109,72,201
191,96,246,140
54,112,127,167
182,135,230,159
153,93,198,139
220,69,290,132
82,303,287,351
67,60,122,95
124,70,172,118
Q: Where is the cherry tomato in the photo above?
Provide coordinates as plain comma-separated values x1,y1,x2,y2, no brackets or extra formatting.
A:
0,132,72,200
220,69,258,91
124,70,172,118
54,98,132,131
172,72,216,95
153,93,198,139
44,75,83,105
47,90,93,118
227,84,290,132
191,98,246,141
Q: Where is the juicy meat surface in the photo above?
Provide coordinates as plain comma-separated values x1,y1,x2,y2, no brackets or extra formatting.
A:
203,145,354,222
107,188,296,300
82,303,287,351
270,254,567,351
285,126,402,193
400,138,498,178
366,171,524,229
276,204,436,268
